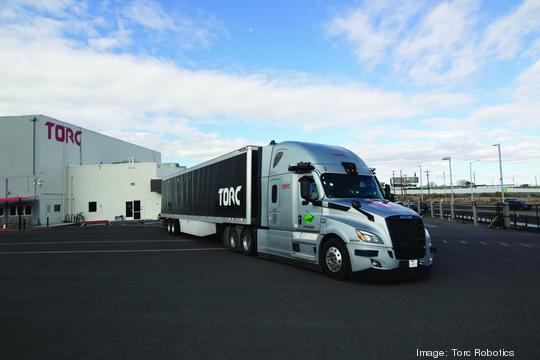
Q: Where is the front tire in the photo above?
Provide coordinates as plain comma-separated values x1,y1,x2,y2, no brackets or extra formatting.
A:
241,228,257,256
321,238,351,280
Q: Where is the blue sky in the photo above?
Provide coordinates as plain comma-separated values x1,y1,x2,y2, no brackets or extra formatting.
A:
0,0,539,186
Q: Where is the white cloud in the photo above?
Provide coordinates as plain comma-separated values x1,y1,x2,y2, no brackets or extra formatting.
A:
126,0,177,31
483,0,540,59
124,0,226,50
327,0,540,84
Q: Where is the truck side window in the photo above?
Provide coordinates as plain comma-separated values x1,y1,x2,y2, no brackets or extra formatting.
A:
271,185,278,203
272,152,283,168
309,182,319,201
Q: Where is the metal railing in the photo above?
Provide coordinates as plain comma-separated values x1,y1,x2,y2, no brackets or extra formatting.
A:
403,200,540,232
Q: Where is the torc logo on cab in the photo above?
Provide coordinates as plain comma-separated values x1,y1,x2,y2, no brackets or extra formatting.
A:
45,121,82,147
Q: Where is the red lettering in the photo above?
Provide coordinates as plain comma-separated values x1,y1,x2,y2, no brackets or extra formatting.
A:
74,131,81,146
45,121,54,139
66,127,74,144
55,125,65,142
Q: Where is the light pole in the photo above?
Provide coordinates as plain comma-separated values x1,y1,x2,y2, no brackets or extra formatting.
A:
442,157,454,219
400,170,403,197
391,170,395,197
536,175,538,187
443,171,447,200
469,160,479,202
492,144,505,203
425,170,430,196
418,164,423,202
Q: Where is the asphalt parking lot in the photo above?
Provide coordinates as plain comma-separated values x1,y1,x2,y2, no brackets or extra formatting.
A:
1,219,539,360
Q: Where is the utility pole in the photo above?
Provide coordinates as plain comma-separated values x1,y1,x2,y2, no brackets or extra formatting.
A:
425,170,430,196
536,175,538,187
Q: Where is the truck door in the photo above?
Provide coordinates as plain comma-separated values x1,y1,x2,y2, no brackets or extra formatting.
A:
294,175,321,233
289,174,322,261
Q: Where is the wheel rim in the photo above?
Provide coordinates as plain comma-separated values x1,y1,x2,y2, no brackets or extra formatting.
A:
229,233,237,248
325,246,342,273
242,233,251,251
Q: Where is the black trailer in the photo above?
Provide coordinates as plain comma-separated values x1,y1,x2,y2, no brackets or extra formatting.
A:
161,146,261,236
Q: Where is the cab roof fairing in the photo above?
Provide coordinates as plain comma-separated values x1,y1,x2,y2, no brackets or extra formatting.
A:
265,141,372,176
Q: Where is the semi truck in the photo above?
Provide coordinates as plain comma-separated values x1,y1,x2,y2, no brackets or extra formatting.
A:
161,141,435,280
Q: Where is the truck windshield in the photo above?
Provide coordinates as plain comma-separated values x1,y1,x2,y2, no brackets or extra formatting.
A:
320,173,383,199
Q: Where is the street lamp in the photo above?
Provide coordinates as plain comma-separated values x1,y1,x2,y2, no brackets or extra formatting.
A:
492,144,505,203
442,157,454,219
418,164,423,202
469,160,480,202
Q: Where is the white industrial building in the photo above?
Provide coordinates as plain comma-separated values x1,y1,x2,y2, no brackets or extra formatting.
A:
0,115,181,227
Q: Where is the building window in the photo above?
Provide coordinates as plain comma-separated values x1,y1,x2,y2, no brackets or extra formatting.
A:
89,202,97,212
25,206,32,215
0,207,3,216
271,185,278,203
9,206,16,216
54,204,61,212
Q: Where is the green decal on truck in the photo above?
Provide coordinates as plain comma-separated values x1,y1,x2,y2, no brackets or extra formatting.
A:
303,212,314,225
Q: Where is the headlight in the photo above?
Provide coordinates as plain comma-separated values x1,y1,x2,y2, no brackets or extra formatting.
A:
354,229,383,244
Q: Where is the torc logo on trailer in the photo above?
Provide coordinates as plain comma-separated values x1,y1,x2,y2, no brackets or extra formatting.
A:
218,186,242,206
44,121,82,147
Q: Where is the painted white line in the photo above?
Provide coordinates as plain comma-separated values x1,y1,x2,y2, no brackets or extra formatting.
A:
460,241,467,244
0,247,227,255
0,239,198,246
480,241,488,245
521,243,531,247
442,240,447,244
500,242,509,246
425,224,439,228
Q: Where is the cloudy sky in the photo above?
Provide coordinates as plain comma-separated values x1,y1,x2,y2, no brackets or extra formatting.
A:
1,0,539,186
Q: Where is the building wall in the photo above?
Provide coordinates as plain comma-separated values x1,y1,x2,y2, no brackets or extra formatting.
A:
0,115,162,224
66,162,162,222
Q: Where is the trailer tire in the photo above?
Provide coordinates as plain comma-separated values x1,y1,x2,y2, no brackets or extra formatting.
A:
167,219,173,235
321,237,350,280
228,227,240,250
173,219,180,235
241,228,257,256
222,226,231,248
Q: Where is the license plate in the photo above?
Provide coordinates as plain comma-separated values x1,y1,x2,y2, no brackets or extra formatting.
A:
409,260,418,268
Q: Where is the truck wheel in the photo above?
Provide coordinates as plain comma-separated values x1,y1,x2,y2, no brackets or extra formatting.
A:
241,228,257,256
228,227,240,250
322,238,350,280
167,219,173,235
173,219,180,235
222,226,231,248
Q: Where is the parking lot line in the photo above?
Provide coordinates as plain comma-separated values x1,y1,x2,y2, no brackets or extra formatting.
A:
0,248,227,255
0,239,198,245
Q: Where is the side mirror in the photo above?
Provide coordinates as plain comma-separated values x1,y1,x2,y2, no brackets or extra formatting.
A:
384,184,395,202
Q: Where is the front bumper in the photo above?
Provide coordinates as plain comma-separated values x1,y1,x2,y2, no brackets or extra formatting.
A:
347,242,436,272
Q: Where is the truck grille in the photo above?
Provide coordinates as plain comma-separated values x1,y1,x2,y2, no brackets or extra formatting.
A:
385,215,426,260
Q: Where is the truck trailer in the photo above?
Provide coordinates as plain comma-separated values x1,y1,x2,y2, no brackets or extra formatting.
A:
161,141,435,280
